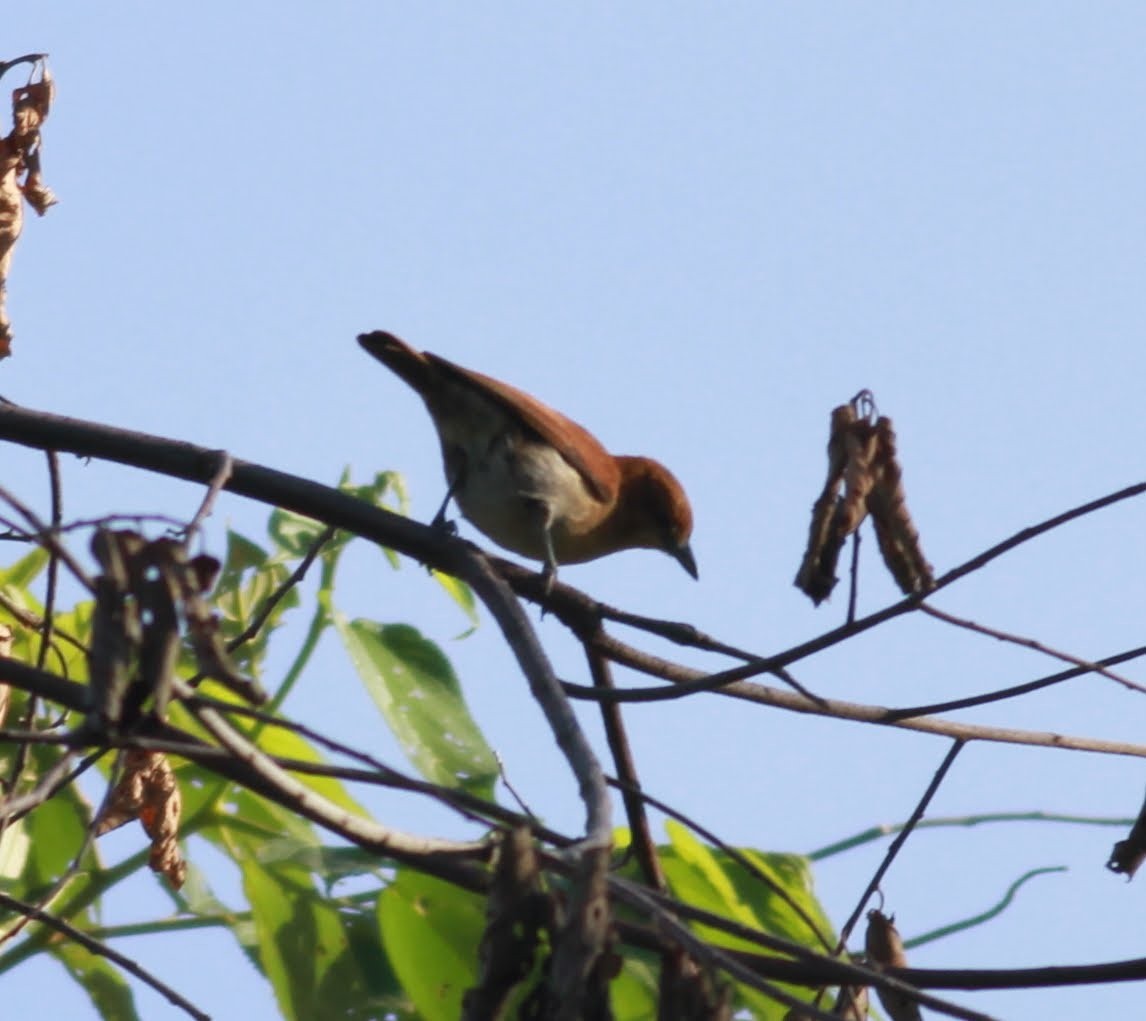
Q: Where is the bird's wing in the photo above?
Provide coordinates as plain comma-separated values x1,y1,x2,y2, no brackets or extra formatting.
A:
425,353,620,504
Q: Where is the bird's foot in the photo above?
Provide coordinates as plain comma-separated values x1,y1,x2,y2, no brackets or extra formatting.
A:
430,513,458,536
537,562,558,618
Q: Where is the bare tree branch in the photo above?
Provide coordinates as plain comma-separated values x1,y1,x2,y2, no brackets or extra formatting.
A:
0,402,611,848
0,890,211,1020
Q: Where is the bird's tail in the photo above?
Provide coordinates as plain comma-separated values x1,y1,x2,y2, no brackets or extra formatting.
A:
357,331,435,394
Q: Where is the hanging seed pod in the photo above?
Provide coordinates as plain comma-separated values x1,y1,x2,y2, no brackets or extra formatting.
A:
864,909,922,1021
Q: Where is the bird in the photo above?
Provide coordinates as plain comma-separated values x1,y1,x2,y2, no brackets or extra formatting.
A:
357,330,697,590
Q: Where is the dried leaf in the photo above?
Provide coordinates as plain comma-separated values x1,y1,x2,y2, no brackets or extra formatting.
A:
20,169,56,215
864,910,921,1021
97,749,186,888
0,57,56,358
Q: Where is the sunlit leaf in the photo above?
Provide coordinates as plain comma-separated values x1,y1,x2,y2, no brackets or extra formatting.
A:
0,817,30,879
268,507,330,560
612,954,659,1020
336,617,497,798
660,822,826,1019
0,545,49,591
430,570,479,632
376,869,483,1021
213,530,297,676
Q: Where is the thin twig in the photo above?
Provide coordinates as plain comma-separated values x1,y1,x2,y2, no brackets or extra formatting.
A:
0,748,90,825
0,483,93,591
226,525,334,653
0,591,86,655
837,740,965,952
498,557,829,703
36,449,61,671
920,602,1146,695
0,890,211,1020
847,529,861,624
492,750,537,821
180,451,233,548
808,809,1134,861
586,644,664,891
563,663,1146,757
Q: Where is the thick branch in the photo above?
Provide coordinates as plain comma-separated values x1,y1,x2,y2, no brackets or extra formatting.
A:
0,402,610,847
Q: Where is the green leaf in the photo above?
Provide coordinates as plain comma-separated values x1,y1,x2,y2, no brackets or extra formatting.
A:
0,545,49,590
21,748,97,885
338,469,409,516
268,507,330,560
376,870,484,1021
52,941,142,1021
662,820,760,942
727,847,835,949
240,857,369,1021
611,955,659,1020
430,570,479,632
659,822,828,1019
336,617,498,798
213,530,298,676
0,817,30,879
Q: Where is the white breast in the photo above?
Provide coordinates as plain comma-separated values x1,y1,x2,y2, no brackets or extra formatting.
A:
454,433,600,561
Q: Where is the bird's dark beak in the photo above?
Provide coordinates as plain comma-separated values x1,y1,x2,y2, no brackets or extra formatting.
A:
671,542,698,580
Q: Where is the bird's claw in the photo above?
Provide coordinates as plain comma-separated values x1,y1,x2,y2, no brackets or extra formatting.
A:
430,514,459,536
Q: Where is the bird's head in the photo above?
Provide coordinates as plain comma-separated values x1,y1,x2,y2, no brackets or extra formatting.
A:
613,456,697,578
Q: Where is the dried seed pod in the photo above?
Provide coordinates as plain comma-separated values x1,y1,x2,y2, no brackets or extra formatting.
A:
867,418,934,595
864,910,921,1021
796,394,934,605
88,529,146,727
836,420,879,537
795,403,860,603
1108,787,1146,879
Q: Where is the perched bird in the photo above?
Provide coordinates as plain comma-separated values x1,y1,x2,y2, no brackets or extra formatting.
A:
358,331,697,588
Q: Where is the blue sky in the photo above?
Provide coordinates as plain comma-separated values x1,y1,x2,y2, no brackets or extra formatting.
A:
5,5,1146,1017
